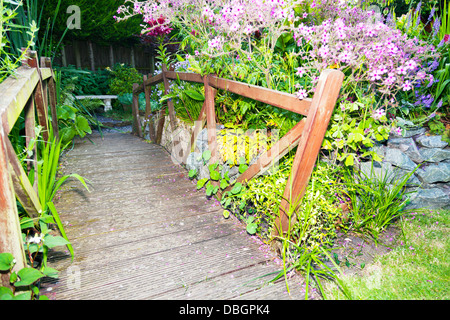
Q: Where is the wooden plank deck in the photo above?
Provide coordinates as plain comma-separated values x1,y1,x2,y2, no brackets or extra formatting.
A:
41,131,307,300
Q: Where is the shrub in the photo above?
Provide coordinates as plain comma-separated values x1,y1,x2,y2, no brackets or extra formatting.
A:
108,63,143,95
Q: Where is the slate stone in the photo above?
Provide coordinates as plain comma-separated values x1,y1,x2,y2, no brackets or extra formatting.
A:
185,152,202,172
391,167,421,186
415,135,448,149
384,148,418,171
402,127,426,138
359,161,395,183
387,137,423,163
420,148,450,163
405,187,450,210
416,162,450,184
369,145,387,158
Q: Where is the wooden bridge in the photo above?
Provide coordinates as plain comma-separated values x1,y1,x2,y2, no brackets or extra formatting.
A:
39,131,307,299
0,51,343,300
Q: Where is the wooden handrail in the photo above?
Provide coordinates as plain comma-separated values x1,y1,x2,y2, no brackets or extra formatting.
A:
0,52,58,285
132,66,344,236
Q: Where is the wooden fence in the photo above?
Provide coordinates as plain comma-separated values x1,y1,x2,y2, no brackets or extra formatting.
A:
0,51,57,287
58,40,155,74
131,66,344,236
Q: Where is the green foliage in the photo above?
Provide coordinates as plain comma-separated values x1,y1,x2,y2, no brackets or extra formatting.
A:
57,65,112,95
108,63,143,96
0,0,38,83
322,95,390,166
37,0,142,45
339,162,417,241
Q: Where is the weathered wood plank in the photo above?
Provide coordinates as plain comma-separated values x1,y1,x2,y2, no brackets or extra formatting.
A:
276,69,344,235
164,71,203,84
0,67,39,134
208,75,311,116
4,136,42,219
0,127,26,288
41,132,305,300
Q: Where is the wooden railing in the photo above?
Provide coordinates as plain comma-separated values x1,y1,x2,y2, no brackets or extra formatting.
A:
132,65,344,235
0,51,57,286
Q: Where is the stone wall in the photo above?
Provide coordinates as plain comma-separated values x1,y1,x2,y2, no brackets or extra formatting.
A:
149,116,450,211
358,127,450,210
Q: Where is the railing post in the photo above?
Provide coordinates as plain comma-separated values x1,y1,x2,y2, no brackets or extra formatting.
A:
275,69,344,236
132,83,143,137
143,74,156,141
42,57,59,141
27,51,50,143
203,74,218,164
0,126,26,288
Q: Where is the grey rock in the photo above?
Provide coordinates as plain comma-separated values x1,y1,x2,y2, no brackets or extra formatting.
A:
369,145,387,158
405,187,450,210
391,167,421,186
384,148,418,171
185,152,202,172
359,161,395,183
415,135,448,149
221,164,239,179
416,162,450,184
198,165,210,180
387,138,423,163
420,148,450,163
403,127,426,138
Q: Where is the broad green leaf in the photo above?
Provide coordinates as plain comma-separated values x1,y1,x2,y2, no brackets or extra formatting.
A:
14,268,44,287
184,90,205,101
230,182,243,195
42,267,59,279
197,178,208,189
220,179,229,189
12,291,32,300
75,115,92,135
238,164,248,174
20,217,34,230
0,253,14,271
43,234,70,249
0,287,14,300
210,170,220,181
188,169,197,179
345,154,354,166
223,210,230,219
202,150,211,163
246,223,257,235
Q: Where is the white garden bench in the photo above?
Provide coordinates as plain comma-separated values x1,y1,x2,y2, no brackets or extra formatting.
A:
75,95,118,112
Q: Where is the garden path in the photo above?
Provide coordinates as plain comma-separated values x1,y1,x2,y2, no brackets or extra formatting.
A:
40,131,306,300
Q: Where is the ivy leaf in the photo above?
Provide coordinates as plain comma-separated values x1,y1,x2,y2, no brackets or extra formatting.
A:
223,210,230,219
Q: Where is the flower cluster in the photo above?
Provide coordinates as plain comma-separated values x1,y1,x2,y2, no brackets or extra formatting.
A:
116,0,301,57
293,4,440,109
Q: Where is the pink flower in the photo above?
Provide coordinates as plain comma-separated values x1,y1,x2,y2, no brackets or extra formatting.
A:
444,34,449,42
402,80,412,91
296,88,308,100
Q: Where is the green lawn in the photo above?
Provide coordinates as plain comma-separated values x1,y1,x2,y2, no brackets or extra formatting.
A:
324,209,450,300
